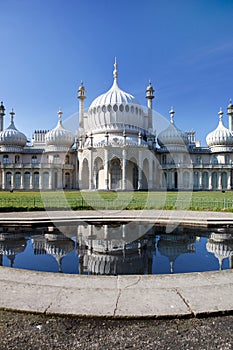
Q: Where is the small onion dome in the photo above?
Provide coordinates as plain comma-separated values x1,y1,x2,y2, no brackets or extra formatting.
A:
146,81,155,99
45,109,75,147
227,99,233,113
206,108,233,149
157,107,188,148
77,81,86,100
0,109,27,147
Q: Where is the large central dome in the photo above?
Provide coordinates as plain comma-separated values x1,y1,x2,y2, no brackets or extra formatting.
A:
87,60,145,133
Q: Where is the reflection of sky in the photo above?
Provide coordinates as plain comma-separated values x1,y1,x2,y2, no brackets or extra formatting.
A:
3,239,79,274
153,237,229,274
1,232,232,275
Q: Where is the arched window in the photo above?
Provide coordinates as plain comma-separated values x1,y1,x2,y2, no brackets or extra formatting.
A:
15,155,20,164
3,155,9,165
65,155,70,164
32,155,37,164
53,155,60,164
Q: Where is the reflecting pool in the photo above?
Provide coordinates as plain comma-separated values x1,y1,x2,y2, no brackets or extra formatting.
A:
0,222,233,275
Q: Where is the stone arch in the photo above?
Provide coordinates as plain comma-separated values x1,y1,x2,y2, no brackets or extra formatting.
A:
15,172,21,189
33,172,40,189
110,157,121,190
222,172,227,189
64,172,71,189
212,172,217,190
94,157,104,189
183,171,190,189
142,158,149,190
202,172,208,190
24,171,30,189
42,172,49,190
127,157,138,190
81,158,89,189
6,171,12,189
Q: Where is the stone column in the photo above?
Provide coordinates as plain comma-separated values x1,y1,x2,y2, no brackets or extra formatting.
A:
57,170,62,189
89,150,94,190
2,170,5,190
20,172,24,189
10,172,14,190
218,172,222,190
138,150,142,190
227,171,231,190
199,171,202,190
104,148,109,190
49,170,53,190
39,171,42,190
30,172,33,189
208,172,212,190
179,170,183,190
148,156,153,190
122,148,126,190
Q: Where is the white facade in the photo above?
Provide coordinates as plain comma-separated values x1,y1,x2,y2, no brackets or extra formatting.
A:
0,61,233,191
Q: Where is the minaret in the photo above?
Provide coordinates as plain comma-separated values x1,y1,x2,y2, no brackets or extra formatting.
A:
146,81,154,130
0,101,5,131
77,81,86,129
227,99,233,132
169,106,175,124
10,108,15,125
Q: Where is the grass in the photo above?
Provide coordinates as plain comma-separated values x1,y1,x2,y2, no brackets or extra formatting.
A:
0,190,233,212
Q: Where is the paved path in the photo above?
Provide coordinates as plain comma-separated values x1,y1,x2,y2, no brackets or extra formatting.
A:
1,209,233,227
0,210,233,318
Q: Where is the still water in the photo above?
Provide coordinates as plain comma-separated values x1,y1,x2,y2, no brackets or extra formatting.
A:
0,222,233,275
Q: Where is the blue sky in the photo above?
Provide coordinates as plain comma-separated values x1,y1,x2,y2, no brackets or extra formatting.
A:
0,0,233,145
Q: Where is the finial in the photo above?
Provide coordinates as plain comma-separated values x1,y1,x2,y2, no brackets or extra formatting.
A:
57,108,63,122
218,107,223,121
0,101,5,114
169,107,175,124
10,108,15,123
113,57,118,81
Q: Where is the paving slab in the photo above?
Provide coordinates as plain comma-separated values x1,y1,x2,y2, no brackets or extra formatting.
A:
115,288,191,317
46,287,119,317
177,283,233,316
0,280,59,313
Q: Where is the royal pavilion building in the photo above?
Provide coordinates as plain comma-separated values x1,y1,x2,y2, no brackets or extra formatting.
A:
0,60,233,192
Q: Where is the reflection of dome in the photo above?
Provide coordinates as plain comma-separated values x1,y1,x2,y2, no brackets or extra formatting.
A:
0,233,26,267
157,234,195,273
157,108,188,149
0,109,27,148
83,250,149,275
206,108,233,151
45,109,75,148
206,232,233,270
32,233,75,272
87,59,145,132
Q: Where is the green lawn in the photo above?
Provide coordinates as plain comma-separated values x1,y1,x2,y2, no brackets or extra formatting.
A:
0,190,233,212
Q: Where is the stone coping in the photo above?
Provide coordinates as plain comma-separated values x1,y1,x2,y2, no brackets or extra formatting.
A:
0,210,233,318
0,267,232,318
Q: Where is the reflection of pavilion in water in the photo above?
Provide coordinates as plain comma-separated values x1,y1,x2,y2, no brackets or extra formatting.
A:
32,228,75,272
0,232,26,267
206,232,233,270
77,223,156,275
157,232,196,273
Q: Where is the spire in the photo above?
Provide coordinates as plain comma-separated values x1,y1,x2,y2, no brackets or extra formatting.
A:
0,101,5,116
169,107,175,124
218,107,223,122
10,108,15,124
113,57,118,81
57,108,63,125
